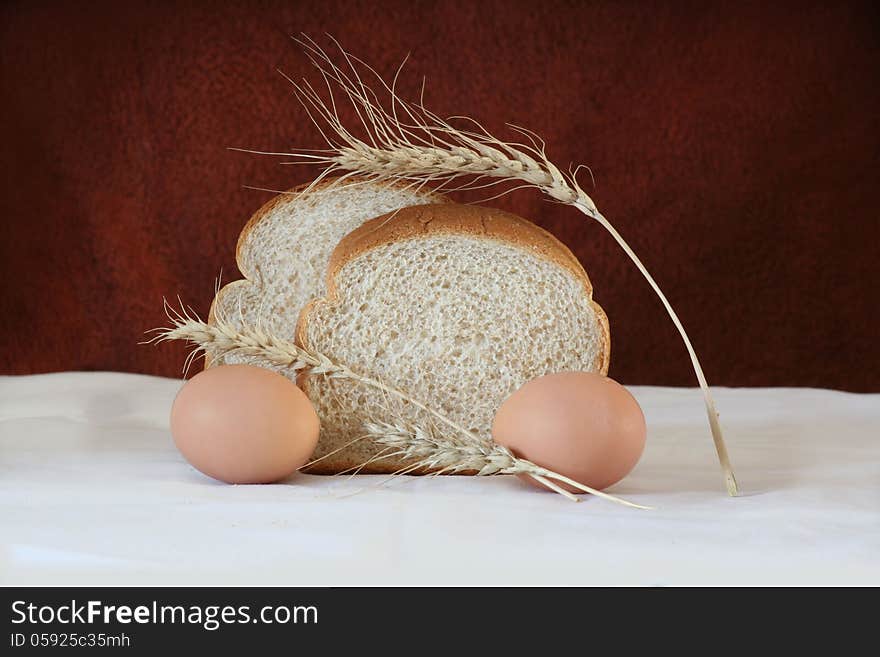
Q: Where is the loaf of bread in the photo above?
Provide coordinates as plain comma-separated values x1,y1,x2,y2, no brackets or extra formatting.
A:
297,203,610,473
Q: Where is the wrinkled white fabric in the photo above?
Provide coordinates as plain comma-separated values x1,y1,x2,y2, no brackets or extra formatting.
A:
1,372,877,585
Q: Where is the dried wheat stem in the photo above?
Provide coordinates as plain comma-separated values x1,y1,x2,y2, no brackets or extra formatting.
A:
154,311,647,508
528,475,580,502
268,37,737,495
157,314,483,446
582,205,737,496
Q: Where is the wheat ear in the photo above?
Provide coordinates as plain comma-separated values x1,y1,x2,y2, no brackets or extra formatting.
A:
363,420,651,509
246,35,737,496
151,306,648,509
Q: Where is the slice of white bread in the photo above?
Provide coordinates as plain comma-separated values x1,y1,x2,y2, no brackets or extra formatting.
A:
297,203,611,474
207,178,447,370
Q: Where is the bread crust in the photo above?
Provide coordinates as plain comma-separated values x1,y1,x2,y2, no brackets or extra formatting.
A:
297,203,610,375
205,177,448,366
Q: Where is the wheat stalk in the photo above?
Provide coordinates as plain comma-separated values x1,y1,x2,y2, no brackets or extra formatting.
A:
151,303,649,509
242,35,737,496
363,419,650,509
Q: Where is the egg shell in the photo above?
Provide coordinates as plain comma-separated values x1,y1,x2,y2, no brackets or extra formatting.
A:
170,364,320,484
492,372,646,492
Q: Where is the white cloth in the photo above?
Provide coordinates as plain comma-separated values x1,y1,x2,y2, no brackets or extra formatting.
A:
1,372,877,586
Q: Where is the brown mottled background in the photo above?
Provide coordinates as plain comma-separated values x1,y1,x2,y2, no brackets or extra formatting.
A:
1,1,878,390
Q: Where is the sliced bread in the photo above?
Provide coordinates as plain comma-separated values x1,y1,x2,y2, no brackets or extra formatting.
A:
208,178,447,370
297,203,611,474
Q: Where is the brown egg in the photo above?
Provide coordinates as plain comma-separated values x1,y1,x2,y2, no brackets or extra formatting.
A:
492,372,646,492
170,364,320,484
